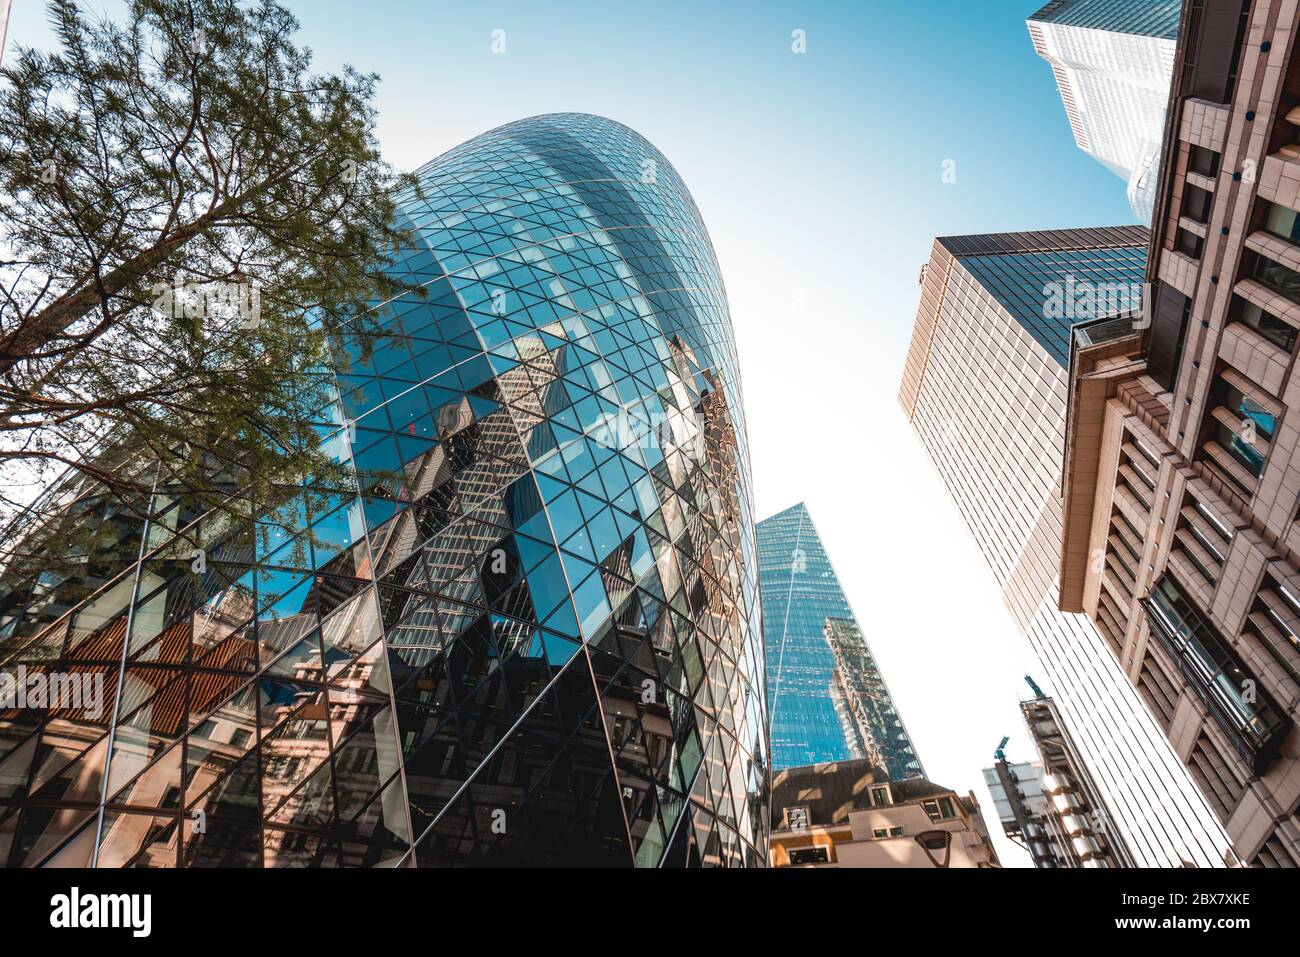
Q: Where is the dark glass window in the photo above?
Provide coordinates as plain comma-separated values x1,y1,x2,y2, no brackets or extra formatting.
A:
785,806,810,831
1214,381,1275,477
1252,255,1300,306
788,846,829,865
1145,578,1289,773
1182,0,1252,104
1263,201,1300,243
1189,145,1221,177
1176,228,1204,259
1182,184,1213,224
923,797,958,822
1233,296,1298,352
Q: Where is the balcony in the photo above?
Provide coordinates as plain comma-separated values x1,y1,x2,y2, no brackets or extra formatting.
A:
1144,577,1290,774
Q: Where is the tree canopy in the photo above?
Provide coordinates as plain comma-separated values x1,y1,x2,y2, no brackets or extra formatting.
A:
0,0,418,597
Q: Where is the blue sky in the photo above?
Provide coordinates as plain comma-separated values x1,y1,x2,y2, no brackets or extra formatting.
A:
5,0,1141,866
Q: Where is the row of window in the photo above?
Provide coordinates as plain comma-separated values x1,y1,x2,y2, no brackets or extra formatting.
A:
1145,577,1290,774
779,789,956,835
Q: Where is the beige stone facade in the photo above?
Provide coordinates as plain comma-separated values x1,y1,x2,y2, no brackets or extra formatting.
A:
768,758,1000,868
1060,0,1300,867
901,230,1234,867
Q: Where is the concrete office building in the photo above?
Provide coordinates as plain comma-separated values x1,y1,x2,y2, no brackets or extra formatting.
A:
900,227,1236,866
984,757,1070,867
987,692,1131,866
1060,0,1300,867
985,682,1131,867
1028,0,1182,222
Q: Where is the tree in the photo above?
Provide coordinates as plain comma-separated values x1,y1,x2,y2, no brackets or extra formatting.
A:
0,0,418,598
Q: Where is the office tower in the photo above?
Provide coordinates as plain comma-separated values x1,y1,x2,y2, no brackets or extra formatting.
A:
1028,0,1181,222
985,689,1131,867
757,502,923,779
983,757,1068,867
769,757,1000,868
899,226,1236,867
1060,0,1300,867
0,113,768,867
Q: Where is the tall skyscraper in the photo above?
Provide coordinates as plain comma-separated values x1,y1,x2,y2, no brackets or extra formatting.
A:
985,688,1131,868
757,502,922,779
1060,0,1300,867
0,113,769,867
899,227,1236,867
983,757,1068,868
1027,0,1181,222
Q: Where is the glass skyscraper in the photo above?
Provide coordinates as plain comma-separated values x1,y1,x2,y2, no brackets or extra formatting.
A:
0,113,768,867
1028,0,1182,222
757,503,922,779
900,227,1236,867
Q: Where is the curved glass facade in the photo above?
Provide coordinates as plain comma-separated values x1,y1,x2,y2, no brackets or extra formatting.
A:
0,113,767,867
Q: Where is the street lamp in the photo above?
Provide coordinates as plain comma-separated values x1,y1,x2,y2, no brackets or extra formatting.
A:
914,829,953,868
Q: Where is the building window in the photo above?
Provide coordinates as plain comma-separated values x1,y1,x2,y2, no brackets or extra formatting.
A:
1194,500,1233,542
785,805,811,831
922,797,958,821
889,826,905,837
1117,439,1157,513
1174,494,1234,586
1182,183,1213,225
1175,227,1204,259
1251,254,1300,306
1217,382,1273,476
1189,144,1220,178
870,785,890,807
1147,280,1191,392
1231,296,1298,353
1262,200,1300,244
1242,573,1300,692
788,846,829,865
1145,577,1289,773
873,828,887,839
1264,577,1300,662
1183,0,1250,104
1201,370,1279,494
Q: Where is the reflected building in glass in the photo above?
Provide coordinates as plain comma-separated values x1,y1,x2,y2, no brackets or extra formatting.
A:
899,227,1236,867
0,113,768,867
757,503,923,779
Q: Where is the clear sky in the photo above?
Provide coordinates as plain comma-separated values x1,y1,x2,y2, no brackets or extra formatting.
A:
6,0,1141,866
